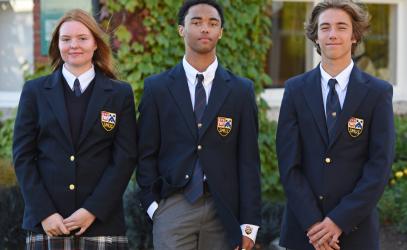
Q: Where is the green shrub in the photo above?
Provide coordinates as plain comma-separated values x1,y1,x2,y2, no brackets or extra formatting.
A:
0,159,16,187
394,115,407,163
379,179,407,233
0,116,14,160
379,115,407,233
0,114,17,187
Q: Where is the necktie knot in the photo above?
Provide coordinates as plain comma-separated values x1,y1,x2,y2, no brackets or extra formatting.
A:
73,78,81,97
328,78,337,91
196,74,204,86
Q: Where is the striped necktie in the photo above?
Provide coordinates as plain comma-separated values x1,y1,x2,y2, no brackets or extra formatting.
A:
326,78,341,142
184,74,206,203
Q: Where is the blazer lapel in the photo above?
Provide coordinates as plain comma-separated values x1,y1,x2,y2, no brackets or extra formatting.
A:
199,65,231,139
328,65,369,149
302,66,329,146
43,69,73,146
167,63,197,139
77,71,113,147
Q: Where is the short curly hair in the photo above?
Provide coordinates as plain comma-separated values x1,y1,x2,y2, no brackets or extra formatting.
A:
305,0,370,55
178,0,224,28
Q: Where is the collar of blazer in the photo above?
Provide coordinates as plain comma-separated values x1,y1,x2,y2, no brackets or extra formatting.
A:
167,62,232,140
301,64,370,148
43,67,114,150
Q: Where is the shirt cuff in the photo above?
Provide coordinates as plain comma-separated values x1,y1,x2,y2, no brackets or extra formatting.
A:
241,224,259,243
147,201,158,220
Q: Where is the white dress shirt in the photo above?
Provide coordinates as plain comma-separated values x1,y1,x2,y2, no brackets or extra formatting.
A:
147,56,259,243
182,55,217,106
320,60,354,115
62,64,95,93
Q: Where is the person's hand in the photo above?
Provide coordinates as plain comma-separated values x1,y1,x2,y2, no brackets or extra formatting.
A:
241,235,255,250
328,235,341,250
41,213,70,237
312,241,336,250
63,208,96,236
234,236,255,250
308,217,341,249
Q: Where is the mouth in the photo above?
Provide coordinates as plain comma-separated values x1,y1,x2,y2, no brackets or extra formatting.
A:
69,52,83,56
198,38,211,42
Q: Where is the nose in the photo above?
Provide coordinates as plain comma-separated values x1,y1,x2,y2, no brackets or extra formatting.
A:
70,39,78,48
328,28,337,39
200,23,209,33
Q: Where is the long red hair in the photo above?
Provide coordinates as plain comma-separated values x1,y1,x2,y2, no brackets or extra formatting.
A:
48,9,116,79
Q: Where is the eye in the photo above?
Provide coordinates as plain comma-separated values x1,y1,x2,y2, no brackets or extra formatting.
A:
60,38,70,42
80,37,88,41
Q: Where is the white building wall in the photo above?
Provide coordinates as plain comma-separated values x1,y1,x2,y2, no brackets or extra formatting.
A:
0,0,33,108
394,0,407,103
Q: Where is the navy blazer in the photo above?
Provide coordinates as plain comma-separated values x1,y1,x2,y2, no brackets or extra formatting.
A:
13,68,137,236
136,62,261,247
276,65,395,250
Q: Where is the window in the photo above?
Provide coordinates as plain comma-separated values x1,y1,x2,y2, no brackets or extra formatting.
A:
40,0,92,55
358,4,397,84
266,1,397,88
267,2,313,88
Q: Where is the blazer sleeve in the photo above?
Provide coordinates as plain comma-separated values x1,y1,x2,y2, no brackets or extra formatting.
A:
136,80,161,210
276,82,323,230
328,84,395,234
237,81,262,226
13,81,57,226
82,84,138,221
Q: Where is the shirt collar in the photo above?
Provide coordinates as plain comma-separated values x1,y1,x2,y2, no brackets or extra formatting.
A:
320,60,354,91
182,56,218,87
62,64,96,91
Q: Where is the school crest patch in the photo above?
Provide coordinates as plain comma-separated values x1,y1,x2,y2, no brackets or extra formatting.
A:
348,117,364,138
217,117,232,136
101,111,116,131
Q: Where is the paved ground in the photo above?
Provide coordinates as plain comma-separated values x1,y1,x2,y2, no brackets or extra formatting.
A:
380,225,407,250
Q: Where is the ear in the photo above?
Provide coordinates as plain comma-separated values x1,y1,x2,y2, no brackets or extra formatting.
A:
218,28,223,39
178,25,185,37
351,34,357,44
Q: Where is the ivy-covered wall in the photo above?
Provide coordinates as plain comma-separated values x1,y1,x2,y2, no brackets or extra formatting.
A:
106,0,283,201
